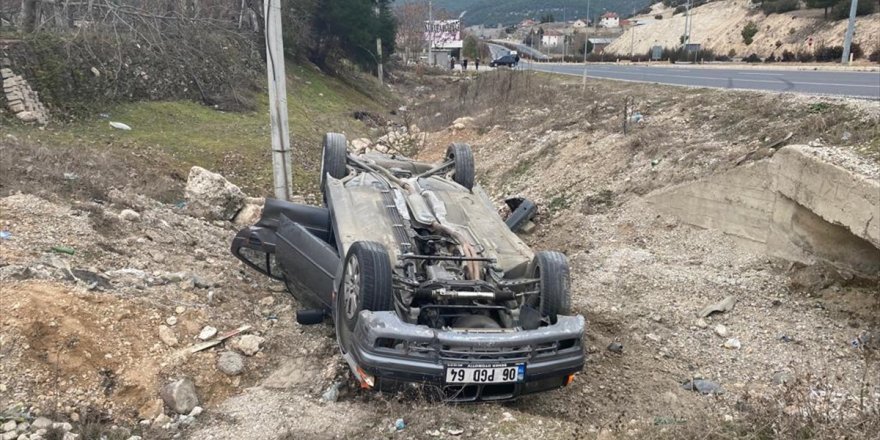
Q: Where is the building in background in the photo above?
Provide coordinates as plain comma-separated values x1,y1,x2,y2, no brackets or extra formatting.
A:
541,30,563,48
599,12,619,28
425,19,462,66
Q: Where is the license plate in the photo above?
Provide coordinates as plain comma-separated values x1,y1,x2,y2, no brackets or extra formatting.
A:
445,364,525,384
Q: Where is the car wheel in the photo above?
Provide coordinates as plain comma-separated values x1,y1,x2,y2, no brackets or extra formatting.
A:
321,132,348,192
338,241,393,335
445,143,475,190
528,251,571,322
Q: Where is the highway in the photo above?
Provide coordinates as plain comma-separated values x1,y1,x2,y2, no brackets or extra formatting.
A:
486,43,880,99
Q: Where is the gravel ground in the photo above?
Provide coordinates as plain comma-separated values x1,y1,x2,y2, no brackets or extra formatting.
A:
2,70,878,440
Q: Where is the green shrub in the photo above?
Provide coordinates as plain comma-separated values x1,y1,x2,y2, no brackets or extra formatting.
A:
762,0,800,14
742,21,758,45
832,0,876,19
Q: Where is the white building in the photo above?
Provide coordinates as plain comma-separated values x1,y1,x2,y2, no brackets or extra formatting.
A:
599,12,619,28
541,31,563,48
572,19,589,30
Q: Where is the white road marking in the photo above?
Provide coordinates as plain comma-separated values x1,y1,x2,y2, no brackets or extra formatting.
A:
539,66,880,89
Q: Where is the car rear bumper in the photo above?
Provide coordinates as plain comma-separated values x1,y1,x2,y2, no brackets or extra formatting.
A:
346,311,585,402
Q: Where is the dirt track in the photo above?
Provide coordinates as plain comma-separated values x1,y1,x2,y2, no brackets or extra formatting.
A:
1,69,878,439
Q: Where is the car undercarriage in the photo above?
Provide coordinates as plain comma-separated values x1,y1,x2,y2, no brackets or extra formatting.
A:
231,133,585,401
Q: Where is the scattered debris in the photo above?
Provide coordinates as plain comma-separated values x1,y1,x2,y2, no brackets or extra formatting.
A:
714,324,729,338
109,121,132,131
723,338,742,350
394,418,406,431
233,334,265,356
448,428,464,436
182,324,252,355
645,333,662,343
0,231,10,240
695,318,708,329
607,342,624,353
698,295,736,318
779,334,794,343
119,209,141,222
50,246,75,255
681,379,724,395
321,381,342,402
158,325,178,347
198,326,218,340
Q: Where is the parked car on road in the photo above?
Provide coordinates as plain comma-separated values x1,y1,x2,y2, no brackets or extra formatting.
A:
231,133,584,402
489,54,519,68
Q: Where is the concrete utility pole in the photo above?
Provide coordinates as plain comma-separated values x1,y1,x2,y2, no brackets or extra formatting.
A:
264,0,293,201
376,37,384,85
582,0,590,91
682,0,692,46
375,4,383,85
428,1,434,66
841,0,858,64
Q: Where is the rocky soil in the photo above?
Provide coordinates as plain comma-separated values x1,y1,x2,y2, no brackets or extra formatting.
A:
2,68,879,440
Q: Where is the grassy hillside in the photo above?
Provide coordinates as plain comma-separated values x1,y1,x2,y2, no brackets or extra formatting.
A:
432,0,652,26
2,63,392,198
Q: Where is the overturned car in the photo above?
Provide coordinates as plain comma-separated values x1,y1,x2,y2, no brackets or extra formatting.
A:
231,133,584,401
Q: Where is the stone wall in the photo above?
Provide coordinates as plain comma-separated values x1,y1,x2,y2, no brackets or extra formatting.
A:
1,63,49,125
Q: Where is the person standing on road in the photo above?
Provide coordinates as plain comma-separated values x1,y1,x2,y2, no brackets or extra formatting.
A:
450,56,456,70
462,59,468,71
475,58,480,71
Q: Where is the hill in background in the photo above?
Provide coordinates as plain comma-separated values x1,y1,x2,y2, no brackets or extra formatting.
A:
432,0,652,26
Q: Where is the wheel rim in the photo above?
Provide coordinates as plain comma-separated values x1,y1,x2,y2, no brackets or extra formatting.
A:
343,255,360,320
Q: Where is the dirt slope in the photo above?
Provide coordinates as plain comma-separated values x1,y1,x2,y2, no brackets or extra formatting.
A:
606,0,880,58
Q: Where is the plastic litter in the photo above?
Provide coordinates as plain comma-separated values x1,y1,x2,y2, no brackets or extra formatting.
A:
0,231,10,240
109,121,132,131
394,418,406,431
51,246,76,255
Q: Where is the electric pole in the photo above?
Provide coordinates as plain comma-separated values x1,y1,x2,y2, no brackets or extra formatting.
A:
682,0,691,47
375,4,383,85
264,0,293,201
582,0,591,91
428,1,434,66
841,0,857,64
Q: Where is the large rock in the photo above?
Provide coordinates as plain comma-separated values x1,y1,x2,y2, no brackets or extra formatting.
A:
184,166,246,221
217,351,244,376
160,378,199,415
232,198,264,226
232,335,264,356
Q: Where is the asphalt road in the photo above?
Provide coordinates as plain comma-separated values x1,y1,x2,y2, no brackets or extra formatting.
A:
522,61,880,99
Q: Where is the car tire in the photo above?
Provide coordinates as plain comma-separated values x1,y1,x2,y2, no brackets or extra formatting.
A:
321,132,348,191
338,241,393,334
529,251,571,322
445,143,475,190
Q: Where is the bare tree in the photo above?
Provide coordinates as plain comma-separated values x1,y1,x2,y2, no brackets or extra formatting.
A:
394,0,428,64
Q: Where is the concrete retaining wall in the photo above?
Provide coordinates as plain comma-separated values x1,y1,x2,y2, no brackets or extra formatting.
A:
647,145,880,277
